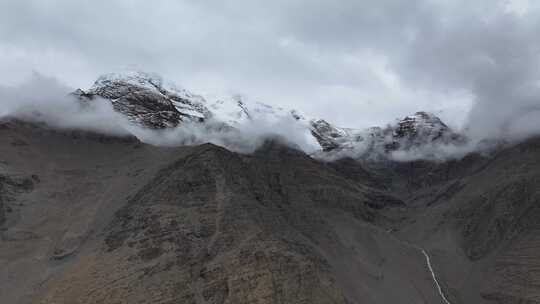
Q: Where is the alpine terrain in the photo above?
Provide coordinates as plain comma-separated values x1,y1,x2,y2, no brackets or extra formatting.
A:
1,72,539,304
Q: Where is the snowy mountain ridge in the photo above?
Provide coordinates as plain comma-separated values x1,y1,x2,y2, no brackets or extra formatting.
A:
74,71,467,159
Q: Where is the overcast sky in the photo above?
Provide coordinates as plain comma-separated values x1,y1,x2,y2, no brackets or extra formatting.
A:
1,0,539,131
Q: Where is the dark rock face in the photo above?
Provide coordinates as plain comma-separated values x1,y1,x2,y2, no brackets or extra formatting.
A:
393,111,449,139
309,119,345,151
74,72,209,129
389,111,466,150
90,86,183,128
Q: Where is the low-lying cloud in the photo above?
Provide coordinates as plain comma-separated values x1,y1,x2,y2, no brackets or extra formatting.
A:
0,73,318,154
132,116,319,154
0,70,538,162
0,73,131,136
4,0,539,134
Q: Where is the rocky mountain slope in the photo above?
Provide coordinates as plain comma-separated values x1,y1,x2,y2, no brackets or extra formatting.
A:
1,116,539,304
2,71,538,304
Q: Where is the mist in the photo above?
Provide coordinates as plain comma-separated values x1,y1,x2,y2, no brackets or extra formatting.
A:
0,73,319,154
3,64,539,164
2,1,540,144
130,115,319,154
386,1,540,142
0,73,131,136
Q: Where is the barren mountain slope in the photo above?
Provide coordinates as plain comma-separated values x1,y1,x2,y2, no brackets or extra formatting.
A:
1,120,447,304
363,136,540,304
0,120,190,304
1,120,540,304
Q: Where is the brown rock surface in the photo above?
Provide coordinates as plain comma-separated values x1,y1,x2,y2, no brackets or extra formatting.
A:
2,120,540,304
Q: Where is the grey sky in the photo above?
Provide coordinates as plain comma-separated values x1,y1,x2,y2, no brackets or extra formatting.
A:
1,0,539,133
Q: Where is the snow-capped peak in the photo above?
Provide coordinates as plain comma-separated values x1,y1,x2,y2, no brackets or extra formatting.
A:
91,71,164,92
308,111,466,160
394,111,449,139
90,71,206,108
207,94,305,126
75,71,466,160
76,71,209,128
78,71,307,130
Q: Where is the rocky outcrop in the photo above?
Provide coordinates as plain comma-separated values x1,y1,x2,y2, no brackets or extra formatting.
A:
74,71,209,128
389,111,465,150
309,119,346,151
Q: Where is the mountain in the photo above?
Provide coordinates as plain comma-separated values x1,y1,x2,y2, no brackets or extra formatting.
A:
207,95,304,127
309,111,466,160
390,111,465,149
1,118,539,304
73,71,209,128
73,71,466,159
309,119,388,152
74,71,302,129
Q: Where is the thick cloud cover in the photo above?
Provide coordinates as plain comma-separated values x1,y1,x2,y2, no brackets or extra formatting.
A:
0,0,539,138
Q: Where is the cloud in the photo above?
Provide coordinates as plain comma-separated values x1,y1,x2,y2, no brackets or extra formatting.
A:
0,71,533,163
132,115,319,154
0,73,319,154
0,73,131,135
386,1,540,140
0,0,539,139
0,0,470,129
